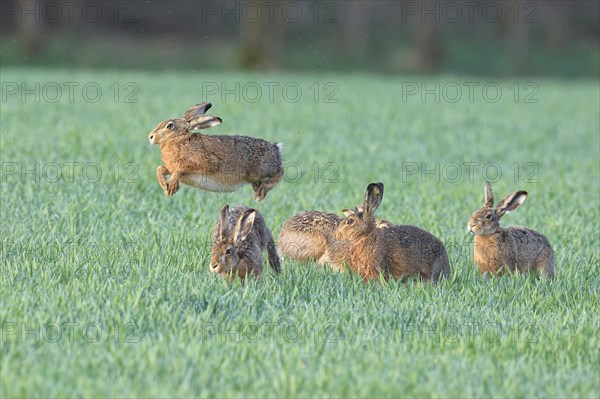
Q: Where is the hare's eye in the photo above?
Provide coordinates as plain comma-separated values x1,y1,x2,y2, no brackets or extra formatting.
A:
166,122,174,130
225,248,233,256
485,213,492,220
347,218,354,225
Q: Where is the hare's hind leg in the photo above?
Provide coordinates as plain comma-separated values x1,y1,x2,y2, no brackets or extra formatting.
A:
535,250,555,280
252,171,284,202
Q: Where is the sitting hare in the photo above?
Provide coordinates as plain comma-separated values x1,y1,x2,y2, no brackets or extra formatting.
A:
467,181,555,279
210,204,281,281
333,183,451,282
149,103,284,201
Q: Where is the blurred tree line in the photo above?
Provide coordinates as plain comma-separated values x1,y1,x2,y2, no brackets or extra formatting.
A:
1,0,598,76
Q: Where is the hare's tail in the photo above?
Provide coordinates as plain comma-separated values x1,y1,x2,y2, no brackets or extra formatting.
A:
266,234,282,274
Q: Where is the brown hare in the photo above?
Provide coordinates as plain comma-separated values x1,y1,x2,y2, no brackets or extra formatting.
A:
149,103,284,201
210,204,281,281
278,207,390,266
278,210,342,265
333,183,451,282
467,181,555,279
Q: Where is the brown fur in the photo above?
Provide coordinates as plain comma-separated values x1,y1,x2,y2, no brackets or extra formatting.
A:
210,204,281,281
278,208,391,266
334,183,451,282
278,211,342,264
467,181,555,279
149,103,284,201
343,206,393,229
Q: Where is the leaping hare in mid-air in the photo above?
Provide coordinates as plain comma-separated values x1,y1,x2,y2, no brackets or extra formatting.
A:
467,181,555,279
149,102,284,201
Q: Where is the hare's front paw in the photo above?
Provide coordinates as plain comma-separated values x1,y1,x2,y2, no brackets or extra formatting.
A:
165,171,182,196
166,180,180,196
156,165,169,192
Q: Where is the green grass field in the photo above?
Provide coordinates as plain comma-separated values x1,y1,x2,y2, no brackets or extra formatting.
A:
1,68,599,398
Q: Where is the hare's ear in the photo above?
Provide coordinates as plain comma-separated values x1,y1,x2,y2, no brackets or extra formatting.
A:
342,208,355,217
496,191,527,218
219,204,230,239
189,115,222,130
343,205,364,217
183,102,212,119
363,183,384,220
484,181,494,207
233,210,256,244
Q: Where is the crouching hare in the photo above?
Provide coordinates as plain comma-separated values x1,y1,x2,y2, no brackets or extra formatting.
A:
210,204,281,281
278,210,342,265
278,208,391,265
334,183,451,282
149,102,284,201
467,181,555,279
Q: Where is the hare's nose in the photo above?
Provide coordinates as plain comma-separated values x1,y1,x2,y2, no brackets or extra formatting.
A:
210,263,219,271
149,134,154,140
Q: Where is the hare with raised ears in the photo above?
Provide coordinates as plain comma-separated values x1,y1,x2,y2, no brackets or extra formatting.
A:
278,208,391,265
210,204,281,281
149,102,284,201
467,181,555,279
334,183,451,282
